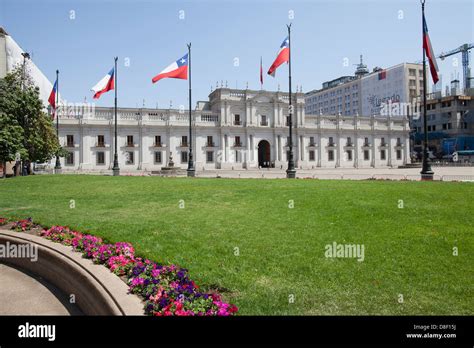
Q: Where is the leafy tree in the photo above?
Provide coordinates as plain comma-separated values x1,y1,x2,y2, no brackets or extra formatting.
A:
0,65,61,176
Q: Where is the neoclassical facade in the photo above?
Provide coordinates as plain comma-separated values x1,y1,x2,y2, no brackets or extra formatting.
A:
55,88,411,172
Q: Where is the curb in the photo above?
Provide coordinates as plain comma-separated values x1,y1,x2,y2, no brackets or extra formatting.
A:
0,229,144,316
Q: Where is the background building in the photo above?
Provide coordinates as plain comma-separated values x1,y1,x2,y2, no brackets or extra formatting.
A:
305,56,424,119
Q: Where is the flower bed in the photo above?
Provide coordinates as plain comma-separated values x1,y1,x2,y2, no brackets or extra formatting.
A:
39,225,238,316
0,217,8,226
11,217,34,232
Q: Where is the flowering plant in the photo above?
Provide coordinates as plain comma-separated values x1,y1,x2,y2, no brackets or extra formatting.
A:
0,217,8,226
39,225,238,316
11,218,34,232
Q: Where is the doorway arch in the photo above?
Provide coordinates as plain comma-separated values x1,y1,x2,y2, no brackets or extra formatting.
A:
258,140,271,168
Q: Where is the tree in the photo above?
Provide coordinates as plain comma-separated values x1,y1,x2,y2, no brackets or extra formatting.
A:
0,65,61,176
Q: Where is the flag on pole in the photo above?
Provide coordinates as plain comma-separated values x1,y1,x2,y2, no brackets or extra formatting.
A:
423,14,439,84
91,67,115,99
260,56,263,86
48,79,58,117
152,53,188,83
267,36,290,77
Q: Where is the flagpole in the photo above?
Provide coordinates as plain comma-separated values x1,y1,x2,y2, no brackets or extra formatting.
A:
112,56,120,176
187,43,195,177
420,0,433,180
286,23,296,179
54,69,62,172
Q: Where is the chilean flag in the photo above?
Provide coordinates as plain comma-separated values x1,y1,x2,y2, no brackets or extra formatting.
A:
152,53,188,83
423,14,439,84
268,36,289,77
91,67,115,99
48,79,58,115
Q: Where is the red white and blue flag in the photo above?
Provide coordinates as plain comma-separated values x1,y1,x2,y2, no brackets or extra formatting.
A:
152,53,188,84
91,67,115,99
268,36,289,77
48,79,58,116
423,14,439,84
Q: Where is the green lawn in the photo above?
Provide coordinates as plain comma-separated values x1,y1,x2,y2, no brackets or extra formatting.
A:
0,175,473,315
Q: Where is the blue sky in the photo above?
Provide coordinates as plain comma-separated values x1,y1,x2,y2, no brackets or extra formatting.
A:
1,0,473,108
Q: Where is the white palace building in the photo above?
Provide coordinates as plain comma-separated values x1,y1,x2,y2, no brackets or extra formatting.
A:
55,87,411,172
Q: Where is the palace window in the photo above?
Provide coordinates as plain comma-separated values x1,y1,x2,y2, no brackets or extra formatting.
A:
66,152,74,165
346,137,352,146
364,150,370,161
207,136,214,147
127,135,134,147
234,136,242,147
126,151,134,165
364,137,370,146
66,135,74,147
97,152,105,165
206,151,214,163
261,115,268,126
181,151,188,163
381,150,386,160
154,151,162,164
309,150,315,161
309,136,315,146
381,137,387,146
396,150,402,160
346,150,352,161
328,137,334,146
181,136,188,147
328,150,334,161
97,135,105,147
154,136,162,147
234,114,241,125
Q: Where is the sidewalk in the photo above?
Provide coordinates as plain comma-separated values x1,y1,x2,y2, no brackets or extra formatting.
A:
0,263,82,315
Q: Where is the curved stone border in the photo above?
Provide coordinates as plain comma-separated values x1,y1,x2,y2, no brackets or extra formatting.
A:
0,230,144,316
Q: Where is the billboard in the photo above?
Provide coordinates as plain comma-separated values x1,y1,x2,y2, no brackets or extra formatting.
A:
360,63,409,118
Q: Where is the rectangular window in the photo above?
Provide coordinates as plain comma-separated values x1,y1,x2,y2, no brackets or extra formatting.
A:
364,150,369,161
207,136,214,147
97,135,105,147
154,151,162,164
127,135,134,147
67,135,74,147
328,150,334,161
309,150,315,161
309,136,315,146
364,137,369,146
442,123,447,130
66,152,74,165
97,151,105,165
448,123,452,129
155,135,161,147
381,150,386,160
396,150,402,160
432,125,436,131
181,136,188,147
181,151,188,163
381,137,386,146
235,136,241,147
329,137,334,146
126,151,134,165
206,151,214,163
346,150,352,161
261,115,268,126
346,137,352,146
234,114,241,125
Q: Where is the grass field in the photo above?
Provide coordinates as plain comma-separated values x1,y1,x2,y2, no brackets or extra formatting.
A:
0,175,473,315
